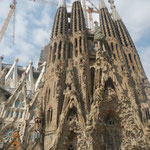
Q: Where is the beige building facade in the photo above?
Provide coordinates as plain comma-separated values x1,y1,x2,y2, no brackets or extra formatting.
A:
0,0,150,149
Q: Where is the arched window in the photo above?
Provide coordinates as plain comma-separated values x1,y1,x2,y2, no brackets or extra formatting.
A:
6,110,10,118
68,43,73,58
90,67,95,96
104,114,121,150
11,111,14,118
15,100,20,108
58,41,62,59
129,53,133,63
104,78,115,90
53,42,57,63
67,107,77,122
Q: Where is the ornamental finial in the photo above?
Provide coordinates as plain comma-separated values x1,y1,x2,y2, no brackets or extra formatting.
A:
108,0,121,21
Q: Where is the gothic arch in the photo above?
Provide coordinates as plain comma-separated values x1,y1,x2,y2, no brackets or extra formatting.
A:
103,112,122,150
67,106,78,122
104,77,115,90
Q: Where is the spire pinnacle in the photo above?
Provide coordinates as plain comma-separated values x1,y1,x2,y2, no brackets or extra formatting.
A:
99,0,107,9
58,0,66,8
108,0,121,21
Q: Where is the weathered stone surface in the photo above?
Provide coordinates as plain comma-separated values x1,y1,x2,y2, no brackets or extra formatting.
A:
1,0,150,150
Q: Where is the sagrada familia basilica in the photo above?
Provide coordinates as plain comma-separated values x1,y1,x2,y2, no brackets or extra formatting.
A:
0,0,150,149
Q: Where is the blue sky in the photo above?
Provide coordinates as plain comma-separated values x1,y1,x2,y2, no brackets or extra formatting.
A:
0,0,150,80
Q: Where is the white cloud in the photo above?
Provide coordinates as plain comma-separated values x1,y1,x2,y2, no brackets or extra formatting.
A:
32,28,49,46
0,0,55,66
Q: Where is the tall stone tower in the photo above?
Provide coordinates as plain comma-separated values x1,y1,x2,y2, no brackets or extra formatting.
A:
35,0,150,149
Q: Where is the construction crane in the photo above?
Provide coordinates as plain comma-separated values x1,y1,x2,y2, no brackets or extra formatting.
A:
86,0,99,30
0,0,16,43
0,0,58,44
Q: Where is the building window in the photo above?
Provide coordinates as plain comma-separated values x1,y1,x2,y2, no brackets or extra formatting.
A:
111,43,114,51
11,111,14,118
90,67,95,96
129,53,133,63
20,112,23,119
6,110,10,118
75,38,77,48
58,41,62,59
15,100,20,108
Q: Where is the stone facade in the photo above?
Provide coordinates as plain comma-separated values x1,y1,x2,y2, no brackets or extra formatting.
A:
34,0,150,149
1,0,150,149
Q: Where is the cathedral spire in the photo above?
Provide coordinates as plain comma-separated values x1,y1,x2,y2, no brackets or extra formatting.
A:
99,0,107,9
71,0,86,33
108,0,121,21
108,0,135,48
58,0,66,8
99,0,117,39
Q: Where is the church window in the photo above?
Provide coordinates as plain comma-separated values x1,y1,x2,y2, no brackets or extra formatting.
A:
20,112,23,119
55,9,60,36
30,112,34,120
111,43,114,51
145,108,150,120
75,38,77,48
75,50,78,57
6,110,10,118
67,107,77,122
58,41,62,59
5,93,10,99
15,100,20,108
63,42,66,59
104,114,121,150
48,107,53,123
50,108,53,122
132,66,135,70
60,11,64,34
118,22,128,47
104,78,115,90
90,67,95,96
11,111,14,118
3,127,15,143
113,54,116,59
80,37,82,54
129,53,133,63
53,42,57,63
49,46,52,62
124,53,129,67
103,12,111,37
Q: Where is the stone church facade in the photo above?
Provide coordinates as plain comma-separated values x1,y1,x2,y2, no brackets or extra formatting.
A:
1,0,150,149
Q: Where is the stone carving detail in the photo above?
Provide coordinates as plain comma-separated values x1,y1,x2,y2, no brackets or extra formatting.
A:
1,0,150,149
